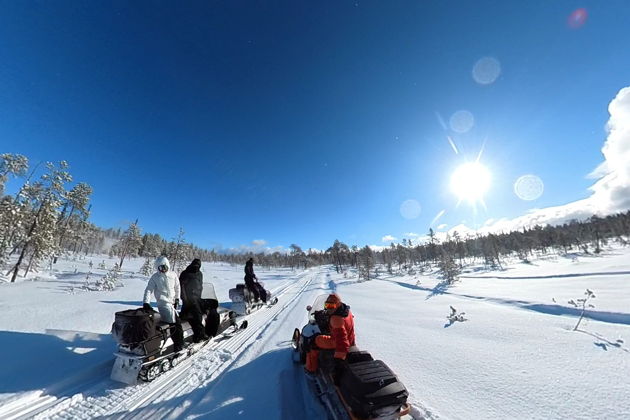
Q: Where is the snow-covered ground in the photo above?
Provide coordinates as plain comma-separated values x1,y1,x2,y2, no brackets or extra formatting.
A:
0,249,629,419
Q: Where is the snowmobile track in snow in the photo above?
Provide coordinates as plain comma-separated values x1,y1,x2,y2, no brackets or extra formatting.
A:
14,270,315,420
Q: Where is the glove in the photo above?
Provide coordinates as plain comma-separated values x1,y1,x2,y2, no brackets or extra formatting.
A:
174,299,180,310
333,358,347,385
142,303,154,312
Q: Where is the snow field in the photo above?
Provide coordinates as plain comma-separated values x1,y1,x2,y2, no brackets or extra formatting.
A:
1,248,629,419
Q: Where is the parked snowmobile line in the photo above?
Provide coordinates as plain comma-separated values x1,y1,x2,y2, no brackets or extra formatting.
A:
292,295,414,420
228,282,278,315
111,283,248,385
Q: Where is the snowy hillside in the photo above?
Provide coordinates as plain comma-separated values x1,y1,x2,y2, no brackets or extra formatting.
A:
0,249,629,419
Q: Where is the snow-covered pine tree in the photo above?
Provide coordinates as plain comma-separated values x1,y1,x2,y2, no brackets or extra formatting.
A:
0,154,29,267
8,161,71,282
169,227,188,273
351,245,359,268
438,249,460,284
139,233,165,258
358,245,374,281
115,220,142,269
326,240,350,273
139,257,152,276
290,244,305,270
0,153,29,196
24,196,61,277
56,182,93,252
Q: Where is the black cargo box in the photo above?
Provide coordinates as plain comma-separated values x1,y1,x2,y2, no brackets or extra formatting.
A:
338,359,409,419
112,308,157,344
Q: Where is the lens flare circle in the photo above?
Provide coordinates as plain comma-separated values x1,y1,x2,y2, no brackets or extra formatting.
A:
449,110,475,133
450,162,491,203
472,57,501,85
514,174,544,201
400,199,422,220
568,8,588,29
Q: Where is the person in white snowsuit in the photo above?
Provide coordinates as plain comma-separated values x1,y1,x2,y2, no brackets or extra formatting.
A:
143,256,185,351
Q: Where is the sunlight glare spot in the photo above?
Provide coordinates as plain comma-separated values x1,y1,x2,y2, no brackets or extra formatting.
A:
472,57,501,85
400,199,422,220
450,162,491,204
514,174,544,201
449,110,474,133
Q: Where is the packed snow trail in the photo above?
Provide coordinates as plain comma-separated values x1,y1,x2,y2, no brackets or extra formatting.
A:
101,268,321,419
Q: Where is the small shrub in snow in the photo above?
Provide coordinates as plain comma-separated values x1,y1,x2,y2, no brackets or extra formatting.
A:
446,306,467,325
97,260,106,270
94,263,123,291
568,289,596,331
438,251,460,284
82,271,92,291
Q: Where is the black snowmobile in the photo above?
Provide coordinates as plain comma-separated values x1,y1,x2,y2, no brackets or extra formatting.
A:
111,283,247,385
291,295,413,420
228,281,278,315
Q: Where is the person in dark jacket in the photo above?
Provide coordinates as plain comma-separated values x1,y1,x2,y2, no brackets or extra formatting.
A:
244,257,267,303
179,258,219,342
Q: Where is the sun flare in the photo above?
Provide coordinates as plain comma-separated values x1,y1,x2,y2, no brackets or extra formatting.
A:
450,162,491,204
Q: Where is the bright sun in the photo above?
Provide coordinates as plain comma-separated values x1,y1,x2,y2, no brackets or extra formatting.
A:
450,162,491,204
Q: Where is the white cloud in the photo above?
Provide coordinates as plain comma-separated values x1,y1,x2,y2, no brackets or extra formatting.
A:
403,232,419,238
251,239,267,246
437,224,448,230
463,86,630,235
589,86,630,212
382,235,397,242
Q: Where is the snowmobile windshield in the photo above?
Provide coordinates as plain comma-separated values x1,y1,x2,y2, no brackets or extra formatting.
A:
201,282,218,300
309,295,330,320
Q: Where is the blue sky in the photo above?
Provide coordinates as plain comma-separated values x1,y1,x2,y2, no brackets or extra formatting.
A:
2,1,630,251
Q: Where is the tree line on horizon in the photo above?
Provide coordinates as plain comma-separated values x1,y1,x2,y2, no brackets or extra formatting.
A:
2,153,629,283
325,212,630,282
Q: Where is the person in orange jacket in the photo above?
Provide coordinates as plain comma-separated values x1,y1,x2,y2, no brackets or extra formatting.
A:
305,293,355,376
